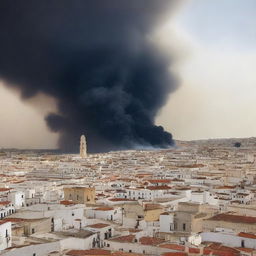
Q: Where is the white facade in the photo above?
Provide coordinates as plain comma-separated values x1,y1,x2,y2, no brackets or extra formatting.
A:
190,191,218,205
8,191,25,209
0,202,15,220
86,208,122,222
0,221,11,251
159,213,174,233
125,187,172,201
13,203,86,231
201,232,256,249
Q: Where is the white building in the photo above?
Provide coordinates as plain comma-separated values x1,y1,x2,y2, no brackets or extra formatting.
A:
0,221,11,251
0,202,15,220
159,212,175,233
8,191,25,209
86,207,122,222
201,231,256,249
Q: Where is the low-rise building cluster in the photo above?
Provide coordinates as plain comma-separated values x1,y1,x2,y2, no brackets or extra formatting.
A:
0,138,256,255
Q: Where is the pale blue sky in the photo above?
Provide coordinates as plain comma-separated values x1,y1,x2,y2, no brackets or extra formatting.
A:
178,0,256,51
157,0,256,140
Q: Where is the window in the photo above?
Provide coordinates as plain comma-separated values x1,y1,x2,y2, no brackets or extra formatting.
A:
33,254,36,256
32,228,35,234
183,223,186,231
241,240,245,248
72,212,74,216
129,250,132,253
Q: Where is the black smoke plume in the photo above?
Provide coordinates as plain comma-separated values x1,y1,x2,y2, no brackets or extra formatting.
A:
0,0,180,152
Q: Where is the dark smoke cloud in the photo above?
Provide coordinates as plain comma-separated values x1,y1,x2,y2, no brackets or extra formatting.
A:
0,0,180,152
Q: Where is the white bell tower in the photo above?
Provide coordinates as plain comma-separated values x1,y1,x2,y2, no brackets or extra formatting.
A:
80,135,87,158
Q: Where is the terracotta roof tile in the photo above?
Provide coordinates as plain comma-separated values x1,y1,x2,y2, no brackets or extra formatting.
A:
66,249,111,255
208,214,256,224
159,244,185,251
109,198,135,202
0,201,11,206
95,207,114,211
112,252,143,256
139,236,164,246
146,186,171,191
161,253,187,256
237,232,256,239
236,247,254,253
0,188,11,192
111,235,135,243
147,180,172,184
87,223,110,229
60,200,76,205
204,243,240,256
188,247,200,254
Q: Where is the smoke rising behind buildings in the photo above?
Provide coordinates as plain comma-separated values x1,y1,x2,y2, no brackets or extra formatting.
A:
0,1,181,152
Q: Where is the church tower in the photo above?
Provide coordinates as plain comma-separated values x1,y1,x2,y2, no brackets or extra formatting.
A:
80,135,87,158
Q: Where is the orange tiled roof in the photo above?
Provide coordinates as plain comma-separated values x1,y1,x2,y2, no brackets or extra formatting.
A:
0,220,11,225
161,253,187,256
0,201,11,206
109,198,135,202
87,223,110,229
147,179,172,184
159,244,185,251
188,248,200,254
146,186,171,190
4,218,25,223
139,236,164,246
204,243,240,256
208,214,256,224
66,249,111,255
60,200,76,205
112,252,143,256
0,188,11,192
111,235,135,243
236,247,254,253
238,232,256,239
215,186,236,189
95,207,114,211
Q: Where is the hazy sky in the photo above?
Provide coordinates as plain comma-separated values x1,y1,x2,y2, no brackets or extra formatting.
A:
157,0,256,140
0,0,256,148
